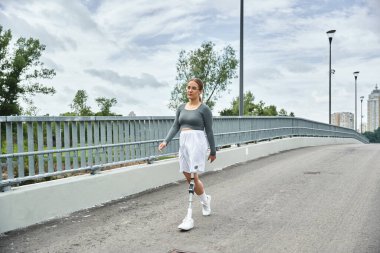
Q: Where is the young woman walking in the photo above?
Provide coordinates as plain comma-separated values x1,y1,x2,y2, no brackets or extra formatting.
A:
158,78,216,230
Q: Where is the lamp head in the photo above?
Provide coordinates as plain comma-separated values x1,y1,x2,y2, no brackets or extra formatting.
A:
353,71,359,78
326,30,336,40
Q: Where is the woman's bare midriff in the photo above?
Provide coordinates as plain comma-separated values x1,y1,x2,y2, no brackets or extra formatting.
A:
181,128,193,131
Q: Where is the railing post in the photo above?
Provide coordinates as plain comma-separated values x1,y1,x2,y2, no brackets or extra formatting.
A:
17,122,24,178
106,121,112,163
72,121,78,169
0,121,2,185
27,122,35,176
46,121,54,173
64,121,71,171
79,121,86,168
113,121,119,162
100,121,106,165
118,121,124,161
87,121,93,168
55,121,62,172
6,122,14,180
91,146,102,175
37,121,44,175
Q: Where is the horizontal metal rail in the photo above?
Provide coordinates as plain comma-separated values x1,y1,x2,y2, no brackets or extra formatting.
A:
0,139,170,159
0,116,368,191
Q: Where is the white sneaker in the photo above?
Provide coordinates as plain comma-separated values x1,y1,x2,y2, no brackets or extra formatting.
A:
201,195,211,216
178,217,194,230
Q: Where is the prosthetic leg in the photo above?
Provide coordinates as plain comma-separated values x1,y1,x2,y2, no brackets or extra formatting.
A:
178,172,195,231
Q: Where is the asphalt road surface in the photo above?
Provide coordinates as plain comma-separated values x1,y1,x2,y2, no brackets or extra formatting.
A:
1,144,380,253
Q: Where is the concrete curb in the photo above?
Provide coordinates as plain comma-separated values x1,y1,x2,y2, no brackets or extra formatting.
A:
0,137,362,233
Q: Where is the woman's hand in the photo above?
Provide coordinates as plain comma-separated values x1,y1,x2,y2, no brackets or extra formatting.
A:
158,142,167,151
208,155,216,163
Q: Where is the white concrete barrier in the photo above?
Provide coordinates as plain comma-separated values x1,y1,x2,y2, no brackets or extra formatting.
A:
0,137,362,233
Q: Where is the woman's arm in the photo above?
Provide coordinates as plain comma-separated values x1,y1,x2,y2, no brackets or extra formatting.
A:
202,105,216,156
163,105,182,145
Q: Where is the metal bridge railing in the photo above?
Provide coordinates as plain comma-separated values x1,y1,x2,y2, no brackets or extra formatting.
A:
0,116,368,191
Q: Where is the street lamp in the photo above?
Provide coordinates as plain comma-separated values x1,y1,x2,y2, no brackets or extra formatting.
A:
353,71,359,131
327,30,336,124
360,95,364,133
239,0,244,116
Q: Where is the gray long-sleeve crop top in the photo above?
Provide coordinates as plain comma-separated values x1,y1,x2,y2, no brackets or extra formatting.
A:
164,103,216,156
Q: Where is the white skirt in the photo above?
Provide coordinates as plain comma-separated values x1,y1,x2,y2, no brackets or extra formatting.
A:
179,130,209,173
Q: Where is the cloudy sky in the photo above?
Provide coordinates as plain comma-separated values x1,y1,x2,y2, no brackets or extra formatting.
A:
1,0,379,124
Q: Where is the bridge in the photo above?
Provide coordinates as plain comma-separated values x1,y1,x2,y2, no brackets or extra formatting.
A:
1,116,377,252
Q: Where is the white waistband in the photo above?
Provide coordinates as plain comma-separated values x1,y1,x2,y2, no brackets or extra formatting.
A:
180,130,204,134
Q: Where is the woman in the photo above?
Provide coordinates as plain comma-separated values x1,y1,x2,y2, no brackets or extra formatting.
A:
158,78,216,230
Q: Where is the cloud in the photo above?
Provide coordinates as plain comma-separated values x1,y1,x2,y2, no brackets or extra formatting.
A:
0,2,81,53
42,57,65,73
368,0,380,16
1,0,379,122
247,67,283,82
85,69,168,88
93,0,241,53
80,0,103,12
92,85,142,105
285,61,316,73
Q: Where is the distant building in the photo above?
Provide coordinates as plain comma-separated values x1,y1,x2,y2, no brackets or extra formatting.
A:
331,112,354,129
331,113,339,126
367,85,380,132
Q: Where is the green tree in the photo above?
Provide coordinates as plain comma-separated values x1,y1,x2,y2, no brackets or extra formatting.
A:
220,91,294,116
363,127,380,143
263,105,278,116
0,26,56,115
278,108,287,116
169,41,238,110
60,112,77,116
220,91,259,116
70,90,93,116
95,97,117,116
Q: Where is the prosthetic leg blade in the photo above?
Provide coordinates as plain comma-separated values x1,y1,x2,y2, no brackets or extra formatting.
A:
178,173,195,231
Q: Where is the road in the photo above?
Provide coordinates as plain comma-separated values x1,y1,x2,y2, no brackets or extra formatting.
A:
1,144,380,253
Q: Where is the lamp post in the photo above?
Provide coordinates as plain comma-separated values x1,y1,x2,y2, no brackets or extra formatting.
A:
360,95,364,133
239,0,244,116
353,71,359,132
327,30,336,124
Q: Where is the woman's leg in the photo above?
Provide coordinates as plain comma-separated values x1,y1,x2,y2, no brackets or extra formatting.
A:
183,171,211,216
183,172,204,195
